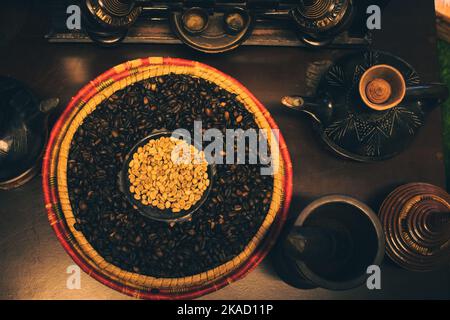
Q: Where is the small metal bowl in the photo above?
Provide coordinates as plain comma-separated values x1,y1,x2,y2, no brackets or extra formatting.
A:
118,130,216,223
181,7,209,35
223,8,250,35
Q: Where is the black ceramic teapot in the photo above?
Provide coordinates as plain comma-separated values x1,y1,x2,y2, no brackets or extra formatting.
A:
282,51,449,162
0,76,58,189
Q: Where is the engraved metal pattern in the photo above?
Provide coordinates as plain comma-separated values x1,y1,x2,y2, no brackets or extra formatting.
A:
379,183,450,272
291,0,350,33
86,0,142,28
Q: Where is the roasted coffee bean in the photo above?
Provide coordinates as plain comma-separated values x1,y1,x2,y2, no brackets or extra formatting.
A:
67,74,273,278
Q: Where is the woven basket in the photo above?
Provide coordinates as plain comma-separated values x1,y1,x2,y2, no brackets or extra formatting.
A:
42,57,293,299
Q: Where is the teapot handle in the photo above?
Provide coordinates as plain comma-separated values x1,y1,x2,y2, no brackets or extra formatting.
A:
405,83,448,106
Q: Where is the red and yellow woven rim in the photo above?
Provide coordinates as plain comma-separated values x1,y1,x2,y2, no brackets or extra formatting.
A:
42,57,293,299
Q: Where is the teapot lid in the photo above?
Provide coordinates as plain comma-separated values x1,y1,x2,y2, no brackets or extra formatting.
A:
0,77,16,135
0,76,36,133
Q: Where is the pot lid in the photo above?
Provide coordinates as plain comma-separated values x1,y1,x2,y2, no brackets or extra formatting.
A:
85,0,142,29
379,183,450,272
290,0,352,34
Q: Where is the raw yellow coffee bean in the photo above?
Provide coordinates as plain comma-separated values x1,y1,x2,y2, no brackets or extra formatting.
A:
127,136,210,213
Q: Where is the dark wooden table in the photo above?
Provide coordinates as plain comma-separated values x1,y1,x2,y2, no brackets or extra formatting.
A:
0,0,448,299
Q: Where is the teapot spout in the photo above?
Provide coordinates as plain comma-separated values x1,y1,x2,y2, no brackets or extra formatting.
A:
281,95,333,124
281,96,305,109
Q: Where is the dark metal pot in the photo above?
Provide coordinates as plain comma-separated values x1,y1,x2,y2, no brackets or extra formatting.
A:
0,76,58,189
273,195,385,290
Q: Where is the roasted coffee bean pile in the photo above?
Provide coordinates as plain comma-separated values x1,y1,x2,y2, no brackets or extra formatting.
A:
68,74,273,278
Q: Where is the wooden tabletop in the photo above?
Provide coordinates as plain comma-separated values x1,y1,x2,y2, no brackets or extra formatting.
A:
0,0,448,299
